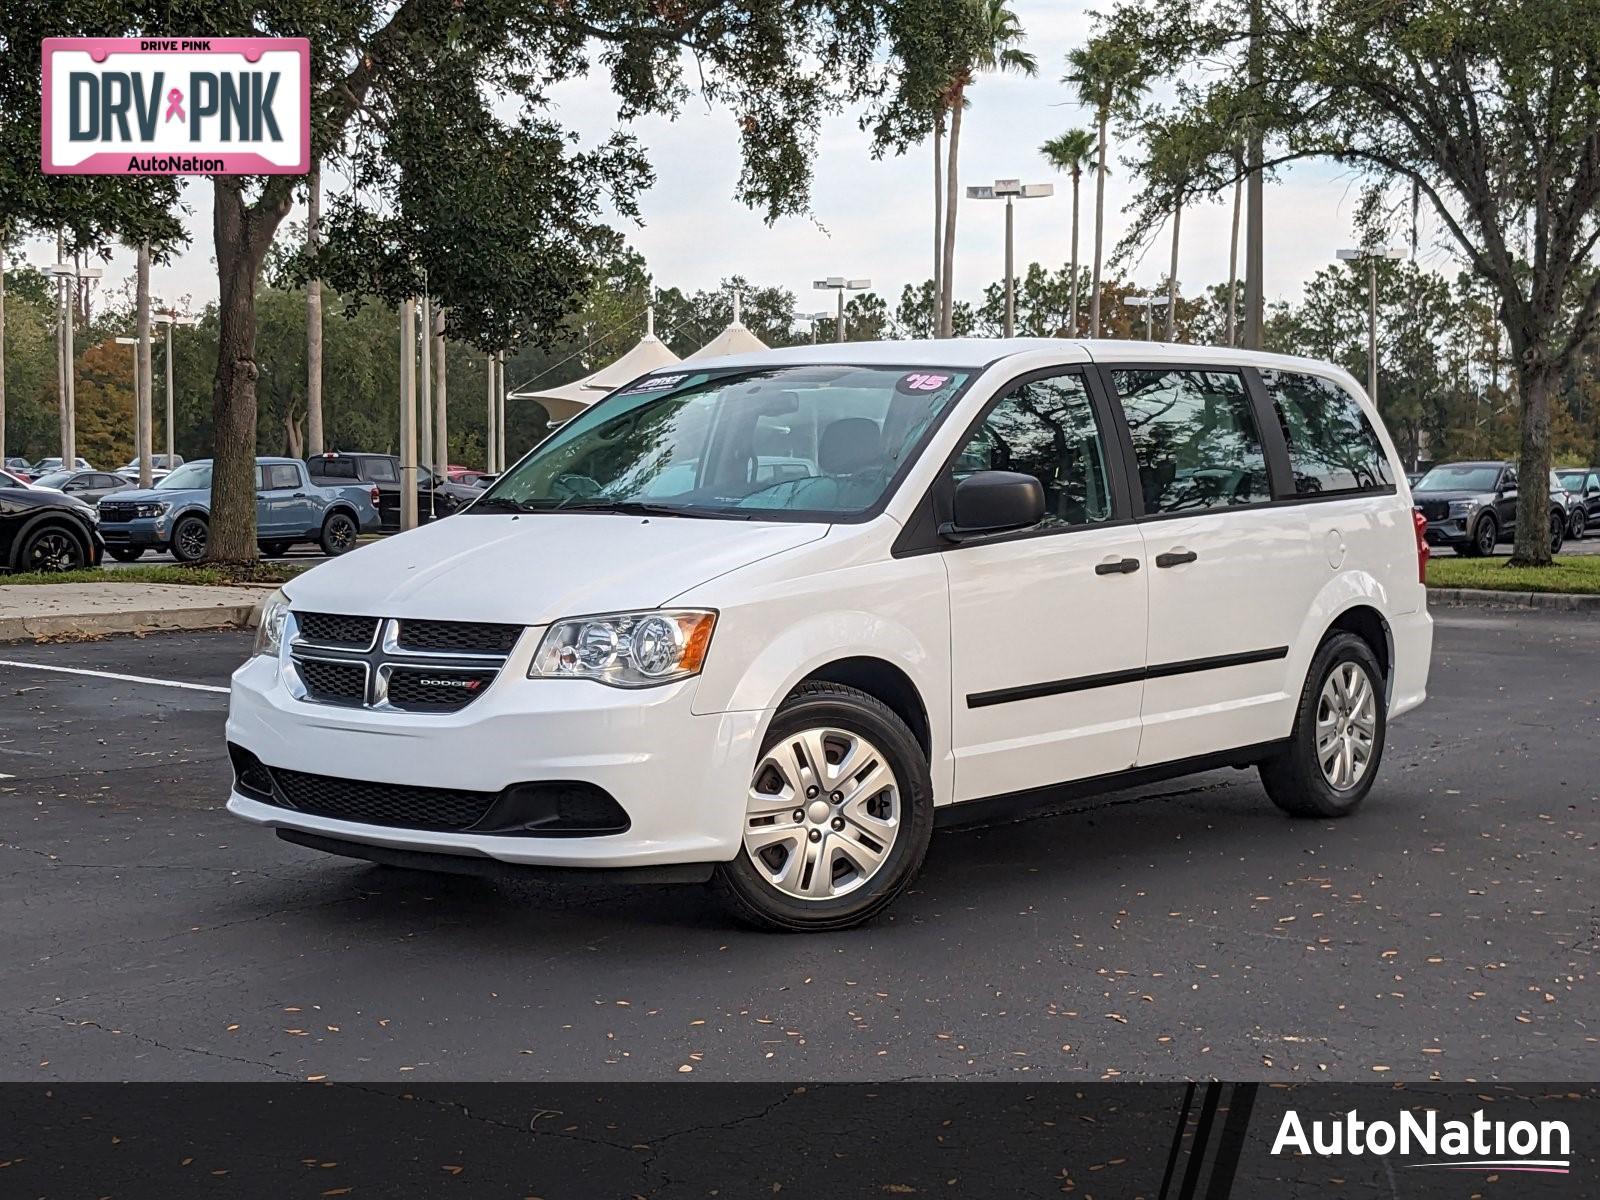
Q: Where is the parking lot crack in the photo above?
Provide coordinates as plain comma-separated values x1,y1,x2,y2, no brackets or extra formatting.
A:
23,1006,305,1081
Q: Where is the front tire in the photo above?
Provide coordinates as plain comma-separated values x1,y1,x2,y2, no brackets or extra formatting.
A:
1550,511,1565,555
18,524,87,572
1460,513,1496,557
320,511,358,556
711,682,933,932
1259,633,1386,819
170,515,208,563
1569,508,1587,540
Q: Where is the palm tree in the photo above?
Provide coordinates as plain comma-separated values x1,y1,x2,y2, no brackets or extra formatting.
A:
1064,39,1147,338
938,0,1037,338
1039,128,1097,335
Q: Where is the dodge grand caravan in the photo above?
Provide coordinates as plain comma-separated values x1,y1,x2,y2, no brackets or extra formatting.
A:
228,340,1432,930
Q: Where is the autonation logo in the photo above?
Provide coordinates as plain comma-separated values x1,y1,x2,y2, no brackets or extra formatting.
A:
1272,1108,1571,1175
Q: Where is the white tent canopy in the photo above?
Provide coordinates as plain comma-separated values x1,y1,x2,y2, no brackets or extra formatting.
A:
510,308,681,422
686,291,769,360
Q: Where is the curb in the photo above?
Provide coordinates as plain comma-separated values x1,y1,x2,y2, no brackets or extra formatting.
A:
1428,587,1600,612
0,597,266,644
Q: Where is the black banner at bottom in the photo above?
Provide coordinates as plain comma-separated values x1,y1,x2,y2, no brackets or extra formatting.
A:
1,1083,1594,1197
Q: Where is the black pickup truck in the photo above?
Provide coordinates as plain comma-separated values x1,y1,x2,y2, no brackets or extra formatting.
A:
306,452,479,533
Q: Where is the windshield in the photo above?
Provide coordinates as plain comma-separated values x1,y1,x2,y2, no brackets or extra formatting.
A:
158,461,213,490
1415,464,1501,492
478,365,972,521
1557,471,1584,493
33,471,72,489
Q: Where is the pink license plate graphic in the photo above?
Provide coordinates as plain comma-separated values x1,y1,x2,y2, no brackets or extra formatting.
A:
42,37,309,175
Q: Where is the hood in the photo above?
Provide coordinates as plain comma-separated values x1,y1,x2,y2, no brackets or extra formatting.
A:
283,512,829,625
110,487,202,505
1412,488,1490,504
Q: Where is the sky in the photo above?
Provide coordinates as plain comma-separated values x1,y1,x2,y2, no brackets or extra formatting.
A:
16,1,1417,329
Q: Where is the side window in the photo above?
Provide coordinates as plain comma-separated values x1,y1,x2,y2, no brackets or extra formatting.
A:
266,464,301,490
1502,468,1517,490
950,372,1112,528
315,458,358,480
1110,368,1270,513
1259,369,1394,495
366,459,398,483
254,466,267,490
1588,473,1600,493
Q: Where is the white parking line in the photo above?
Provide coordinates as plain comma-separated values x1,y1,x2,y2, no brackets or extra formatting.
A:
0,660,230,694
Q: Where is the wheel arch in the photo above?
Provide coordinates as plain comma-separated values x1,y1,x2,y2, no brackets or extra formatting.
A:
788,657,933,762
7,512,94,570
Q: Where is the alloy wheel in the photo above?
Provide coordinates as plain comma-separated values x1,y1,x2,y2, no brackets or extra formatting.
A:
176,520,207,560
742,727,901,901
326,515,356,553
27,530,83,572
1316,662,1377,791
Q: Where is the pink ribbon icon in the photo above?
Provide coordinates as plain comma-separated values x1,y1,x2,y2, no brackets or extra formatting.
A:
164,88,185,123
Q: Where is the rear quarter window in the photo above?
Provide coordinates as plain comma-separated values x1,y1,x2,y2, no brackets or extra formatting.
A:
1260,370,1394,495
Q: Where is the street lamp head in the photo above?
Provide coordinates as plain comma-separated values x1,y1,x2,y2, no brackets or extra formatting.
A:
1337,246,1406,262
1020,183,1055,199
814,277,846,289
846,278,871,290
114,336,138,345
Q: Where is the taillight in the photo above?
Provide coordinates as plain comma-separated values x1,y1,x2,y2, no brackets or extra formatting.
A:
1412,508,1429,583
371,485,381,506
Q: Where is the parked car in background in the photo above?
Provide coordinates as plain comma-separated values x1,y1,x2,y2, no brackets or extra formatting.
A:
4,457,35,481
98,458,381,562
1555,467,1600,538
1549,471,1588,540
1,481,103,572
30,468,136,504
229,340,1433,931
0,469,33,489
1413,461,1566,555
30,456,93,474
1405,469,1426,488
116,453,185,483
306,451,477,531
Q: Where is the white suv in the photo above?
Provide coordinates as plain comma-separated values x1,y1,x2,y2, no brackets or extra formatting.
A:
230,340,1432,930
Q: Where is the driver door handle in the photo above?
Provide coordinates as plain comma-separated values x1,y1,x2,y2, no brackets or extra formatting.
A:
1095,557,1141,575
1156,549,1198,568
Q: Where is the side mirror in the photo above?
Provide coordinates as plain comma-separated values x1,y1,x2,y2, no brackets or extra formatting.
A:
944,470,1045,541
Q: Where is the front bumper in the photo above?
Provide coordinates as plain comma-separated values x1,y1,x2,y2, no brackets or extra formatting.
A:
226,650,768,869
97,517,169,550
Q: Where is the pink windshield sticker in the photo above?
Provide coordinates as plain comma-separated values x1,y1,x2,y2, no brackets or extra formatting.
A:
897,372,952,394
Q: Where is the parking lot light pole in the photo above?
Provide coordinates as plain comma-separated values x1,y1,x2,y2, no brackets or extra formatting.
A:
966,180,1054,337
400,297,418,531
114,337,141,465
813,277,870,343
154,310,197,467
798,311,832,344
1124,293,1168,341
45,261,102,466
1337,247,1406,407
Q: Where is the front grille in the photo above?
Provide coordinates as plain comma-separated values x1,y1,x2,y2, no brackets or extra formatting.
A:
397,619,522,655
1417,499,1450,521
271,767,496,831
98,503,136,523
386,667,498,712
295,657,367,706
297,612,379,648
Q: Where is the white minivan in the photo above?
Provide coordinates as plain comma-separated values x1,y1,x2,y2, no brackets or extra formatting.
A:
230,340,1432,930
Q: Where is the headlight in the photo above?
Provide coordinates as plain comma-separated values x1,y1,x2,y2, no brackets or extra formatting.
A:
132,502,170,519
530,609,716,688
1448,499,1478,517
253,589,291,659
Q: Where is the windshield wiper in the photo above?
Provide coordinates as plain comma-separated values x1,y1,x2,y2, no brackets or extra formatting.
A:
560,500,738,519
467,496,540,513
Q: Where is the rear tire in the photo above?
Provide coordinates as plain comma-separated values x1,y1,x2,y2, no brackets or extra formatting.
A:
107,546,144,563
260,541,293,558
1570,508,1587,540
319,511,358,556
1550,511,1565,555
1259,632,1386,819
711,682,933,932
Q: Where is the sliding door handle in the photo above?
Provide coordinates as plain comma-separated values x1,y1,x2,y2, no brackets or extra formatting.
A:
1095,557,1142,575
1155,549,1198,568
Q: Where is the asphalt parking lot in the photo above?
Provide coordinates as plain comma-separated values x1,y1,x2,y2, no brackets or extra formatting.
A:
2,608,1595,1083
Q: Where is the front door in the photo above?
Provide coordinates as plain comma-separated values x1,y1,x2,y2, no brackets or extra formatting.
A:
945,369,1148,802
1103,365,1313,765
